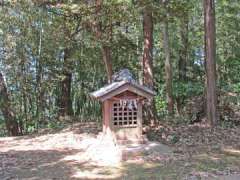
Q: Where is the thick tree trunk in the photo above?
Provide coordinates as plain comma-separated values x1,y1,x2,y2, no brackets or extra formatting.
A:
163,21,174,115
143,8,154,88
59,73,73,116
0,73,21,136
59,49,73,116
142,7,156,125
204,0,218,126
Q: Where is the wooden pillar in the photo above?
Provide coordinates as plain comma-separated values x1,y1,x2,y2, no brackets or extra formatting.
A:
102,100,113,134
137,103,143,138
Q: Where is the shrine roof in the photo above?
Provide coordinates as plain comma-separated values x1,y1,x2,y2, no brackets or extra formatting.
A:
90,69,156,101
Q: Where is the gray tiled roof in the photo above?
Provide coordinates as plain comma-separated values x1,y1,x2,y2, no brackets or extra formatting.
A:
90,69,156,100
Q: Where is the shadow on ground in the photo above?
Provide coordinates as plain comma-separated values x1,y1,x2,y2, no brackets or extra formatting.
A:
0,149,82,179
0,148,175,179
1,147,240,179
1,123,240,179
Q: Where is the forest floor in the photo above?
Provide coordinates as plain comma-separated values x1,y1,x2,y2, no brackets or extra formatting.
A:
0,122,240,180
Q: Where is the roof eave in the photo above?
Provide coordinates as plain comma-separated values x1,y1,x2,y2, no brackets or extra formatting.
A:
90,81,156,101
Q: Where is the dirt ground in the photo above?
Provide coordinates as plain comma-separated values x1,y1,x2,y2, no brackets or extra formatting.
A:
0,123,240,180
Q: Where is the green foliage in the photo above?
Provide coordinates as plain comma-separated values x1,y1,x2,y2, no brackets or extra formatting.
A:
155,94,168,117
168,134,180,144
0,115,6,136
47,120,65,130
173,81,204,99
232,83,240,94
222,83,240,95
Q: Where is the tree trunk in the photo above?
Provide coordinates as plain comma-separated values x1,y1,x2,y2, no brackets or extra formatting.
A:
0,73,21,136
163,20,174,115
95,0,113,83
20,63,27,134
35,20,43,129
59,48,73,117
36,59,43,127
142,8,154,88
178,15,188,82
176,13,189,115
102,45,113,83
204,0,218,126
142,6,156,125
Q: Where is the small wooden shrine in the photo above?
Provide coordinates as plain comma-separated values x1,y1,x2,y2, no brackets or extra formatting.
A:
90,69,155,143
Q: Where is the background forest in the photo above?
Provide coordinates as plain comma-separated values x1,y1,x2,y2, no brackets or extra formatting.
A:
0,0,240,136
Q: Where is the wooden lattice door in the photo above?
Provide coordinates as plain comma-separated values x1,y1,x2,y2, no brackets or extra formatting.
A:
112,101,138,127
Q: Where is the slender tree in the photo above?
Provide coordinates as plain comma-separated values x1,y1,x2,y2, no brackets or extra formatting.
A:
178,14,189,82
101,45,113,83
176,12,189,115
95,0,113,83
36,18,44,127
59,48,73,116
204,0,218,126
163,20,174,114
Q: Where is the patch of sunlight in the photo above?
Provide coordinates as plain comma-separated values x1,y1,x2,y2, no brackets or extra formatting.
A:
38,161,60,168
195,153,220,161
79,132,123,166
61,152,87,164
222,148,240,156
142,162,160,168
209,156,220,161
79,137,98,149
144,142,159,150
227,92,238,97
148,142,159,147
61,144,122,167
